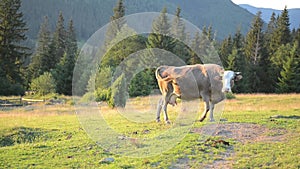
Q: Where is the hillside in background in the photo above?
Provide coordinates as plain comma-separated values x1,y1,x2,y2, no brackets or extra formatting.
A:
21,0,255,43
239,4,300,29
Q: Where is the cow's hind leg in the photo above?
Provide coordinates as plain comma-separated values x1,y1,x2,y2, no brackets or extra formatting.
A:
199,100,209,122
162,98,170,124
156,98,163,122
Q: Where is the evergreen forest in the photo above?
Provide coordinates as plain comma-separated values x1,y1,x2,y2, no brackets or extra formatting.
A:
1,0,300,107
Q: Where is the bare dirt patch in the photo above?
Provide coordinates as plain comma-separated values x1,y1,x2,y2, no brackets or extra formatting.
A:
193,122,287,144
193,123,288,169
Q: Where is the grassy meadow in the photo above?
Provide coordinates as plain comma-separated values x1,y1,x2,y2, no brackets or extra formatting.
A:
0,94,299,168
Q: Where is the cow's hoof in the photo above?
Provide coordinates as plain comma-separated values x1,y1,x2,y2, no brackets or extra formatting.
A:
165,120,171,124
210,119,215,122
199,118,205,122
156,119,161,123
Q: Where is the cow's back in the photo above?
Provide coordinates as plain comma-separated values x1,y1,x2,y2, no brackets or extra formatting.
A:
176,65,209,100
156,65,210,100
156,64,225,103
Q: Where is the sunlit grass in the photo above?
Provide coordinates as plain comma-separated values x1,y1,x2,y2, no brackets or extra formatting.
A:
0,94,299,168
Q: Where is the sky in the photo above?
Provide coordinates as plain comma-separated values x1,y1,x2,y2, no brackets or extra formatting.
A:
231,0,300,9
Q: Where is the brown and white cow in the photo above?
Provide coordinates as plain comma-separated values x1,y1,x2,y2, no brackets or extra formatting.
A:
155,64,242,123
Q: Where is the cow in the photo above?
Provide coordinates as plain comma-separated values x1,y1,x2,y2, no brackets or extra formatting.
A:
155,64,242,124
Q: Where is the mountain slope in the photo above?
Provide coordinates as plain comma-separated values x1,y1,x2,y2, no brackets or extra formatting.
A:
20,0,255,42
239,4,300,29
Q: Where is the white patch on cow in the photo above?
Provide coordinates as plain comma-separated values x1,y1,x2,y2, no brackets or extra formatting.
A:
222,71,235,92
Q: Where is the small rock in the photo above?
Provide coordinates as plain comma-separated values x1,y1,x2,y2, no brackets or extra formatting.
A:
100,157,114,164
117,135,126,140
142,129,150,134
66,134,72,140
86,145,93,150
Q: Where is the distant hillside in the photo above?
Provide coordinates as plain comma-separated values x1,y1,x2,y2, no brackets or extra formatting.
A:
239,4,300,29
20,0,255,43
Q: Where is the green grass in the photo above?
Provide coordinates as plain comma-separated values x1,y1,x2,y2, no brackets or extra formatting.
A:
0,94,300,168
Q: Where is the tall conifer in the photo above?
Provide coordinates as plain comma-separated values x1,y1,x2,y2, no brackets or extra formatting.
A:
28,16,51,80
105,0,125,48
244,11,265,92
49,11,66,69
171,6,190,63
53,19,78,95
0,0,29,95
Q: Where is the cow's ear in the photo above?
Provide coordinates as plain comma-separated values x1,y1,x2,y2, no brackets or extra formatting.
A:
234,72,242,81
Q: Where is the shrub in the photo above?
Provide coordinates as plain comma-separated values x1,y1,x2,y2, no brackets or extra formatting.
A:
80,92,95,103
30,72,56,96
95,88,111,102
225,92,236,99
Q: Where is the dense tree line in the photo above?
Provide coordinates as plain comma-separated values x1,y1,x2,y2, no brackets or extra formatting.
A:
27,12,78,96
94,2,300,107
219,7,300,93
1,0,299,102
0,0,78,96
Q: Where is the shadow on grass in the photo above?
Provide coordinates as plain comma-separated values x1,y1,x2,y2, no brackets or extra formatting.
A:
0,127,56,147
270,115,300,119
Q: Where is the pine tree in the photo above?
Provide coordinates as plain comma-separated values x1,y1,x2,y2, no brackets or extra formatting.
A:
198,26,218,64
232,28,244,50
244,11,264,65
277,42,298,93
294,28,300,55
276,7,291,45
147,7,174,49
49,11,66,69
265,13,277,55
244,11,265,92
171,6,190,63
227,47,238,70
263,12,278,92
53,19,78,95
188,32,202,64
105,0,125,49
66,19,78,55
270,8,293,90
218,35,233,68
171,6,185,41
219,28,246,93
102,26,146,69
269,7,291,75
129,70,153,97
28,16,51,80
0,0,29,95
202,25,214,42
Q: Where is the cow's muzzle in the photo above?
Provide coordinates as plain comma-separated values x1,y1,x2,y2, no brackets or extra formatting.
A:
222,88,232,93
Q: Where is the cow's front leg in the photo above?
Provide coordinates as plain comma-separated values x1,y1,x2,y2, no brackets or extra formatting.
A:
199,100,209,122
209,103,215,122
156,98,163,122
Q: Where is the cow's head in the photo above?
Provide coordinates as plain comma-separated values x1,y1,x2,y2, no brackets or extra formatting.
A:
221,71,242,93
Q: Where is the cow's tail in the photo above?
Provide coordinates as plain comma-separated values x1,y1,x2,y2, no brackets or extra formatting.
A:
155,66,172,82
155,66,163,81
